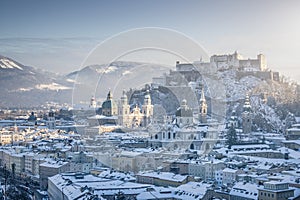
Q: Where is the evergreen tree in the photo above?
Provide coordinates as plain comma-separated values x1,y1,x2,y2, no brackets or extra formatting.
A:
115,191,125,200
226,126,237,149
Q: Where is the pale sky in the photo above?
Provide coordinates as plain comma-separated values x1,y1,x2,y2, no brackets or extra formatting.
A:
0,0,299,81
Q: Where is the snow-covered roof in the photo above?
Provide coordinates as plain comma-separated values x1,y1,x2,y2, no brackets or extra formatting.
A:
120,150,143,157
223,168,239,173
49,173,150,199
282,140,300,145
231,144,270,150
137,182,213,200
137,171,188,182
40,160,68,168
230,182,258,199
278,147,300,159
88,115,118,120
176,181,212,198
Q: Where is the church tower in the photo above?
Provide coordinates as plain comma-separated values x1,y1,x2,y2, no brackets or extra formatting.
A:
118,90,130,127
242,94,252,134
46,110,56,129
90,96,97,108
199,87,207,123
142,90,153,126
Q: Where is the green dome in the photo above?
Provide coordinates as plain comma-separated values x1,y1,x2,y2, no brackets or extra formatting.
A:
102,99,117,109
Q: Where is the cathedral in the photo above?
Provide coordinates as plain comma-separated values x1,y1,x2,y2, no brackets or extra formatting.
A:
87,90,154,131
118,90,153,128
149,87,220,153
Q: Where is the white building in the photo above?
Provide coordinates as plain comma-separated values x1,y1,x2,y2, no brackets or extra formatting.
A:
229,182,258,200
210,51,267,72
188,160,225,181
222,168,244,186
118,90,153,128
48,173,150,200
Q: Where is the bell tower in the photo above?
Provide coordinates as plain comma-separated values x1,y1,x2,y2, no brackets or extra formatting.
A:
90,96,97,108
46,110,56,129
118,90,130,127
142,90,153,126
199,87,207,123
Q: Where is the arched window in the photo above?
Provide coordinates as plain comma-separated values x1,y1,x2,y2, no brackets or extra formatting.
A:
190,143,194,150
168,132,171,139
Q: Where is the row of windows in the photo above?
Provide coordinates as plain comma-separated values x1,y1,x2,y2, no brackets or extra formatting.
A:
260,192,274,198
153,132,176,140
260,191,292,199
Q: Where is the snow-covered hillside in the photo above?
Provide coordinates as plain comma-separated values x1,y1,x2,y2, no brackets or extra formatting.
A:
218,69,263,101
0,55,72,107
0,57,23,70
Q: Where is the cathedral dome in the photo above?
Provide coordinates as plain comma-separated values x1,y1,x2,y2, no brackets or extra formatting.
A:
101,91,118,116
175,99,193,117
102,100,117,110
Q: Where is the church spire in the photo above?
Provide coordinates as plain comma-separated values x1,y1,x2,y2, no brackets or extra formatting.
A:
107,90,113,100
144,90,151,105
200,87,206,103
121,90,128,105
199,87,207,123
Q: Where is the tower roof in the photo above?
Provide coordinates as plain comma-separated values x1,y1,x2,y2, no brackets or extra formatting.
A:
102,100,117,109
121,90,128,100
144,90,151,99
107,90,113,100
176,99,193,117
200,87,206,103
102,91,117,109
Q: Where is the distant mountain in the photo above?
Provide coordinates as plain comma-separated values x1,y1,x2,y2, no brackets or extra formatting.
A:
1,55,299,133
0,57,170,108
67,61,170,105
0,55,72,108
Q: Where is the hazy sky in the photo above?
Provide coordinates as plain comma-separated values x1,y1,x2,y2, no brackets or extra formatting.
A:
1,0,299,81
